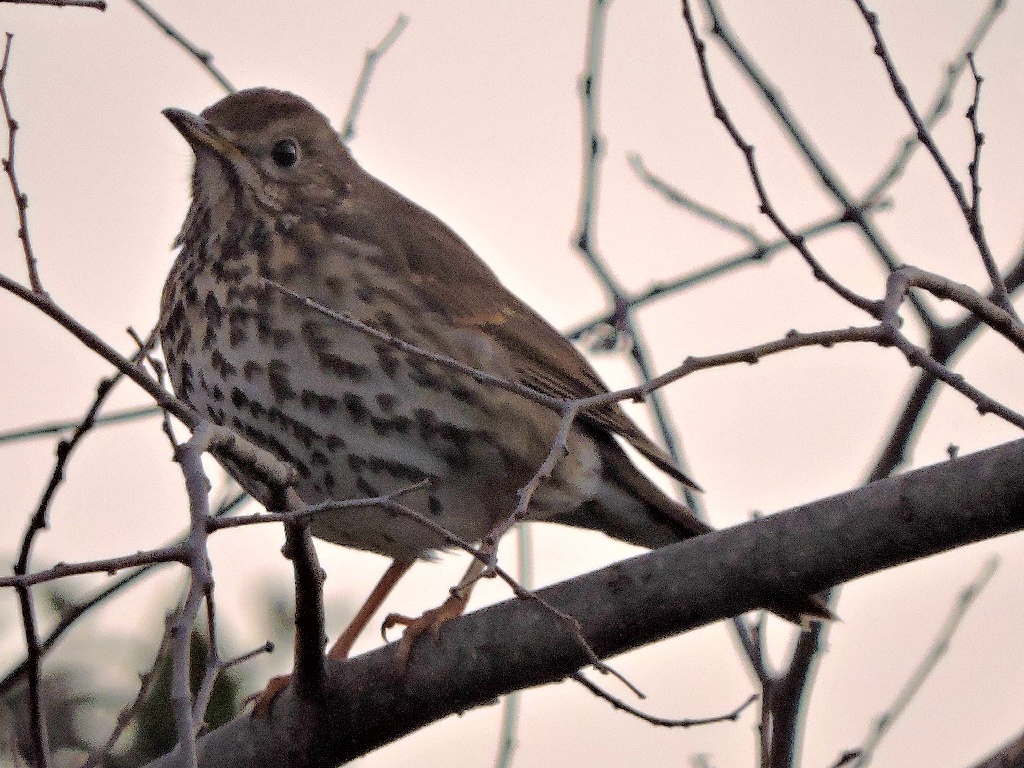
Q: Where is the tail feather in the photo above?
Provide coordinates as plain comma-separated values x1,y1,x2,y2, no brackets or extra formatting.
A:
549,434,709,548
551,433,835,627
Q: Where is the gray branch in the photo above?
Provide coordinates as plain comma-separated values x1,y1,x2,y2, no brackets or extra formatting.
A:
144,437,1024,768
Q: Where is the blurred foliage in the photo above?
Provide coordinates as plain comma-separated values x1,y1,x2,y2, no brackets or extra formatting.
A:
3,628,244,768
106,629,242,768
0,579,274,768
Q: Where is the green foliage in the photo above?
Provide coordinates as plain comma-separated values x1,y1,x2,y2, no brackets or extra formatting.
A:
107,629,242,768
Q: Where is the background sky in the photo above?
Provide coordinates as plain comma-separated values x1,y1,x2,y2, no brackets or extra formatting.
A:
2,1,1023,767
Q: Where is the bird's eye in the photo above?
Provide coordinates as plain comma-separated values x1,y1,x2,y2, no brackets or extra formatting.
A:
271,139,299,168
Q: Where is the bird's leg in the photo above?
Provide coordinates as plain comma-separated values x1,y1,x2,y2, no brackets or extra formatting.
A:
382,556,486,672
250,557,416,717
328,556,416,659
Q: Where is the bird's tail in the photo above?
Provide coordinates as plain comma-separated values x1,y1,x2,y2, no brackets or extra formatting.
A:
550,434,835,625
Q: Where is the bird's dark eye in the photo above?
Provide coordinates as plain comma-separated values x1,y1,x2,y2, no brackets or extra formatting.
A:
271,139,299,168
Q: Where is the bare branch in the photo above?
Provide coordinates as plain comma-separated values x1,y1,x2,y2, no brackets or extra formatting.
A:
140,436,1024,768
265,278,562,408
574,0,626,299
0,0,104,7
845,556,999,767
860,0,1006,207
0,404,162,444
1,34,44,294
492,523,533,768
0,546,186,589
168,425,224,768
851,0,1014,318
565,205,887,342
128,0,233,93
573,672,758,728
341,14,409,142
483,404,580,557
884,266,1024,355
699,0,937,328
629,153,765,246
572,0,701,510
681,1,882,318
257,486,647,700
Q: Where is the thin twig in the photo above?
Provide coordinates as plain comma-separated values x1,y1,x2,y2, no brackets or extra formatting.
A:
574,673,757,728
341,15,409,142
860,0,1005,208
883,266,1024,355
208,482,429,537
829,751,862,768
80,621,176,768
574,0,626,299
1,34,44,294
592,1,999,343
166,424,222,768
0,484,253,699
731,615,769,687
13,583,47,767
265,278,562,409
700,0,938,329
629,153,765,246
482,404,580,559
274,269,1024,457
8,330,154,768
574,1,699,506
128,0,234,93
0,545,187,589
0,0,105,6
0,273,196,425
0,404,162,444
852,0,1014,319
222,641,275,672
565,205,888,342
868,238,1024,482
190,588,222,731
267,490,646,698
682,1,881,319
846,556,999,767
493,523,533,768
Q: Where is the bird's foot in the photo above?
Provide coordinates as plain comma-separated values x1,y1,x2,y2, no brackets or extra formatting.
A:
381,589,469,673
245,673,291,719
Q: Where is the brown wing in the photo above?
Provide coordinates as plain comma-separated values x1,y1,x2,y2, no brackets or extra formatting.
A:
350,164,700,490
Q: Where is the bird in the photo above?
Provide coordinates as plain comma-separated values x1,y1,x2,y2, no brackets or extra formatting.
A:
159,87,829,694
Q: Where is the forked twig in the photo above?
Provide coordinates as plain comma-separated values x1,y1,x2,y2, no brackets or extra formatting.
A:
852,0,1013,318
250,488,647,699
681,1,881,318
573,673,758,729
342,14,409,142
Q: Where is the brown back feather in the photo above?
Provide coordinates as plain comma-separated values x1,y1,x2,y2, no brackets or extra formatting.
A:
347,163,699,489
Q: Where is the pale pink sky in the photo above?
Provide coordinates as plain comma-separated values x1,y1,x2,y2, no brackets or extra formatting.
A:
2,2,1023,766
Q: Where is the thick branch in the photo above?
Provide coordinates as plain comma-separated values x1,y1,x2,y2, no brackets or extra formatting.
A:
146,437,1024,768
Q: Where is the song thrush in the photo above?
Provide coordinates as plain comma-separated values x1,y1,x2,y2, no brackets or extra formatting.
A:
159,88,828,680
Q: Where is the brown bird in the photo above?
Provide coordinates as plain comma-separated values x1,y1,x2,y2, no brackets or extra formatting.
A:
159,88,827,685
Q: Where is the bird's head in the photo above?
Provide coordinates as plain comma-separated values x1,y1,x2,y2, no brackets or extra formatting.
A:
164,88,353,226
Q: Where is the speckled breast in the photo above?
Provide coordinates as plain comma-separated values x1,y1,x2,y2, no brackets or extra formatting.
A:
159,211,597,559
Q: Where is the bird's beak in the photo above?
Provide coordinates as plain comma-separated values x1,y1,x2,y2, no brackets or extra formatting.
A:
162,107,234,157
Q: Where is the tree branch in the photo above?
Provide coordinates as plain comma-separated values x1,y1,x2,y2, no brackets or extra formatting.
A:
145,436,1024,768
